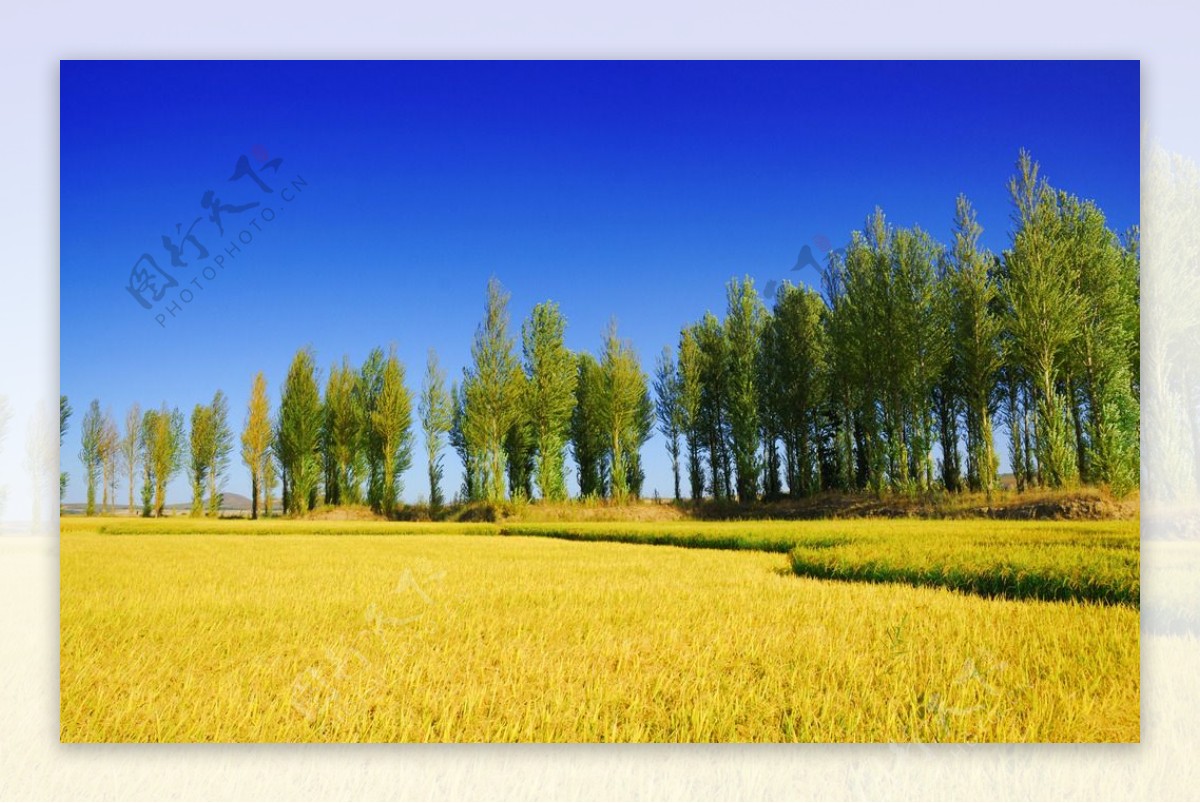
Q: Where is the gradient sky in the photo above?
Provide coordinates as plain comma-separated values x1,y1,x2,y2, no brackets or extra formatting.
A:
60,60,1140,505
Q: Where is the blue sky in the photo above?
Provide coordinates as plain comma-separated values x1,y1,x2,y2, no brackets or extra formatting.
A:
60,60,1140,504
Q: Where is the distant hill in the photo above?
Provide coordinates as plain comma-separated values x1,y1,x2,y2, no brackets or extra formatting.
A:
62,492,253,515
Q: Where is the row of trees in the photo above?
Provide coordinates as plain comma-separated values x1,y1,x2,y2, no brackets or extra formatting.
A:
68,276,656,517
67,153,1138,515
653,152,1139,502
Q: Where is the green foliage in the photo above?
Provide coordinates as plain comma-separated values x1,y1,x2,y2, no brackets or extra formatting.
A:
522,302,577,502
653,345,683,501
1003,152,1083,488
189,402,214,517
419,349,453,510
676,327,705,500
765,282,828,497
60,395,72,502
570,352,609,498
599,320,649,503
278,347,324,514
78,399,103,516
241,373,272,519
371,348,414,516
948,196,1003,494
461,278,523,503
323,357,363,506
724,277,765,502
141,404,185,517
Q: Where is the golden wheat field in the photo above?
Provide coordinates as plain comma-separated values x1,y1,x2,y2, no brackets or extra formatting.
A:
59,517,1139,743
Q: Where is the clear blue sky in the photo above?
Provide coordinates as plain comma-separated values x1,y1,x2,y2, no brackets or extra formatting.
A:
60,60,1140,504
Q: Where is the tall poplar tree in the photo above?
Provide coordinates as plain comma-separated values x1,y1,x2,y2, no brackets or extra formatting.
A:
419,349,453,509
461,278,522,503
522,301,577,502
598,320,648,503
1003,151,1082,488
371,347,414,516
79,399,103,516
278,347,324,514
241,373,272,518
653,345,683,501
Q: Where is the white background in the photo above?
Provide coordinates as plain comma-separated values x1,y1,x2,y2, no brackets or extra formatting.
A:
2,1,1197,799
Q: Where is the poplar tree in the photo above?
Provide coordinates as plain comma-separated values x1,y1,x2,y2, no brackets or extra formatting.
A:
461,278,522,503
59,396,72,503
450,382,477,502
598,320,648,503
144,404,184,517
79,399,103,516
769,282,828,497
98,409,120,514
653,345,683,501
724,277,765,502
121,403,141,514
207,390,232,516
323,357,362,506
241,373,272,519
675,327,705,501
570,352,609,498
278,347,323,514
419,349,453,510
945,197,1003,494
504,373,536,502
371,347,414,516
693,314,732,499
522,302,577,502
357,347,387,511
1003,151,1082,488
189,402,214,517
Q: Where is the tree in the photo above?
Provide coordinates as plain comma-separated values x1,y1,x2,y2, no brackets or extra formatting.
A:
693,313,733,499
676,327,705,501
598,320,648,503
121,403,141,513
262,449,277,517
570,352,608,498
461,278,523,502
241,373,272,519
767,282,828,497
371,347,414,516
79,399,103,516
1060,193,1140,496
323,357,362,506
356,347,387,512
98,409,120,514
206,390,232,516
144,404,185,517
626,381,656,498
948,196,1003,494
522,302,577,502
59,396,72,503
1003,151,1083,488
653,345,683,501
450,382,478,502
724,277,766,502
278,347,324,514
419,349,453,510
188,402,215,517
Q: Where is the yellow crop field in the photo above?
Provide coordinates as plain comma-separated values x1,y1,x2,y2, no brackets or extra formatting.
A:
60,518,1138,743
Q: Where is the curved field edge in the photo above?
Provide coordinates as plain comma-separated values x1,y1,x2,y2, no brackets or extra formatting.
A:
60,532,1139,742
62,517,1139,607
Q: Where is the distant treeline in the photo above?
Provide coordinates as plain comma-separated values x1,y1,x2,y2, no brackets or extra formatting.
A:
66,151,1139,517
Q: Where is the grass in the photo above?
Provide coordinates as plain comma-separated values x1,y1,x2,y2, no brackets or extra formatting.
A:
502,519,1139,605
65,516,1139,606
60,522,1139,742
